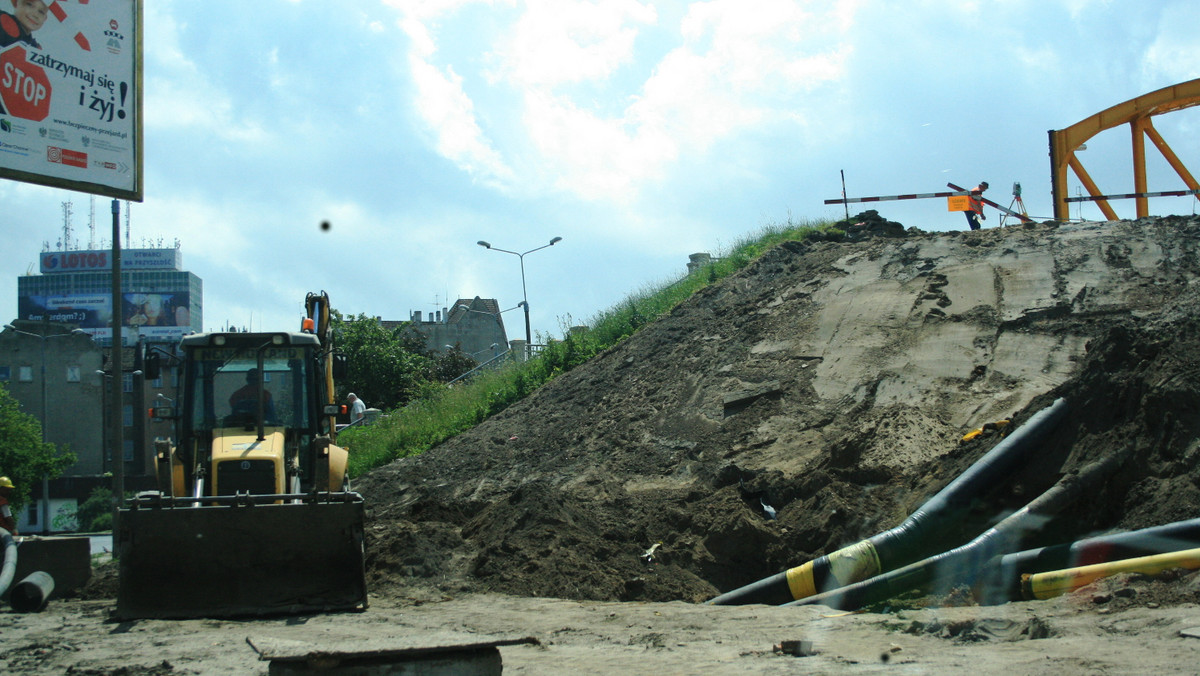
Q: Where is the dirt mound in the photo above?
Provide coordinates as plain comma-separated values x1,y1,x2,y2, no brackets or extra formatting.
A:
357,215,1200,605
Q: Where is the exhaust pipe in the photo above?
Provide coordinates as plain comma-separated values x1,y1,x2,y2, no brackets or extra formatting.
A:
709,398,1069,605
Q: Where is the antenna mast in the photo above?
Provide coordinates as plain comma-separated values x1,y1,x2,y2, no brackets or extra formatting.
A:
60,201,73,251
88,195,96,248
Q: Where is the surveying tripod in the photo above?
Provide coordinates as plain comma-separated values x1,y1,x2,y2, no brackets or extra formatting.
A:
1001,182,1029,227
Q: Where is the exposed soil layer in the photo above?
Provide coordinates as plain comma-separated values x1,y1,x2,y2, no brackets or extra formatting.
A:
356,214,1200,606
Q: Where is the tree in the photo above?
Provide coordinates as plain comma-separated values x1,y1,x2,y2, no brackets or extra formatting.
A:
331,311,435,411
430,345,480,383
0,383,76,509
74,486,113,532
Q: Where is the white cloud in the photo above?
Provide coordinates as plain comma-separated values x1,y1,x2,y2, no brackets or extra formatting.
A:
1062,0,1113,21
134,197,252,260
1141,3,1200,86
519,0,853,201
395,0,856,205
491,0,657,87
677,0,842,90
145,76,271,145
401,15,517,188
521,89,674,200
142,6,270,145
407,56,517,187
385,0,503,21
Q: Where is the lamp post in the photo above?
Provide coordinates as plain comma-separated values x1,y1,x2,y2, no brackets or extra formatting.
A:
3,323,86,533
455,302,526,323
477,236,562,358
445,342,502,359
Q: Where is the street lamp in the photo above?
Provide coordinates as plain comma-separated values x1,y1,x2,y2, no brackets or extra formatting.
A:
455,302,526,316
3,323,87,533
444,342,502,359
477,236,562,357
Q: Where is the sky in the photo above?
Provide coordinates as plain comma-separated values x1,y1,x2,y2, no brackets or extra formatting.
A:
3,0,1199,344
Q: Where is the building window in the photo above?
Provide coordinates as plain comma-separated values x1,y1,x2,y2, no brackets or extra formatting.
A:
27,503,38,527
124,439,134,462
18,366,33,382
0,366,9,381
123,373,133,393
66,365,81,383
123,404,133,427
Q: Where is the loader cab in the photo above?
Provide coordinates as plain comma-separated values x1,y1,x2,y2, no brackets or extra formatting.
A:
171,331,339,497
182,332,328,432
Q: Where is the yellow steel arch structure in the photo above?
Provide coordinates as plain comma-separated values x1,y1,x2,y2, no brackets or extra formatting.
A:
1049,78,1200,221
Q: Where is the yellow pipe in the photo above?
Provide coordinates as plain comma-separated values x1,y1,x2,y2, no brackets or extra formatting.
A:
1068,155,1120,221
1022,547,1200,600
1132,118,1148,218
1144,121,1200,193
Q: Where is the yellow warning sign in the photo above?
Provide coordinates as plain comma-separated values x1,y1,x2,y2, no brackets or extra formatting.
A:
947,195,971,212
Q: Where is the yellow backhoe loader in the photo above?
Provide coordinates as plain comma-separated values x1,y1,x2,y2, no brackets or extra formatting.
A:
115,292,367,619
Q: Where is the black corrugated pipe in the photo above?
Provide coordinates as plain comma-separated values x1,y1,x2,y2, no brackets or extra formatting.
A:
709,398,1069,605
0,528,17,597
785,450,1129,611
977,517,1200,604
10,571,55,613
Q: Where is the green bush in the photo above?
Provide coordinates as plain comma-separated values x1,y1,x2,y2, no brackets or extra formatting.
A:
75,486,114,533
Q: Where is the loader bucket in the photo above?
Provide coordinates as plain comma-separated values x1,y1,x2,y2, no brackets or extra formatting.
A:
115,493,367,620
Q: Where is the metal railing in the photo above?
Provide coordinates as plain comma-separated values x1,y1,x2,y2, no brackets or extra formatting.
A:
447,348,514,385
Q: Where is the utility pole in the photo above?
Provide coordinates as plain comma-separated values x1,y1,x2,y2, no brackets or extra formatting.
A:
110,200,124,542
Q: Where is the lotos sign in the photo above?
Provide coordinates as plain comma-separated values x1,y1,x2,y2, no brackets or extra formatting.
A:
0,47,51,121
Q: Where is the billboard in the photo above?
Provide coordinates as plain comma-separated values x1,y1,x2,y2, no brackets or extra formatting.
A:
18,291,192,342
40,247,180,273
0,0,142,200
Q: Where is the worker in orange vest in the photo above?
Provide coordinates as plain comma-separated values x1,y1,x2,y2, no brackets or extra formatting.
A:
964,181,989,230
0,476,17,535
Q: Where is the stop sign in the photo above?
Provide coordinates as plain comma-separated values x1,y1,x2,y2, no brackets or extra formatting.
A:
1,46,52,121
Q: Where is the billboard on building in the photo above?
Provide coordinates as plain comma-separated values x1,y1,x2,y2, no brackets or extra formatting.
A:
18,291,191,341
40,247,179,273
0,0,142,200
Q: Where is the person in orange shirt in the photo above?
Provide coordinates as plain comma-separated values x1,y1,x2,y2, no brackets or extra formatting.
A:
964,181,989,231
0,476,18,535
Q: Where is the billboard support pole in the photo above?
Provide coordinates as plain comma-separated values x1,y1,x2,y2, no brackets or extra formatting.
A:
110,199,124,546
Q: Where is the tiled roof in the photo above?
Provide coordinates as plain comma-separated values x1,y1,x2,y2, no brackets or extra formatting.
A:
447,297,500,322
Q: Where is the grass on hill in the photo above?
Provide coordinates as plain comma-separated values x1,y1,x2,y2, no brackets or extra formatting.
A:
341,216,841,476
